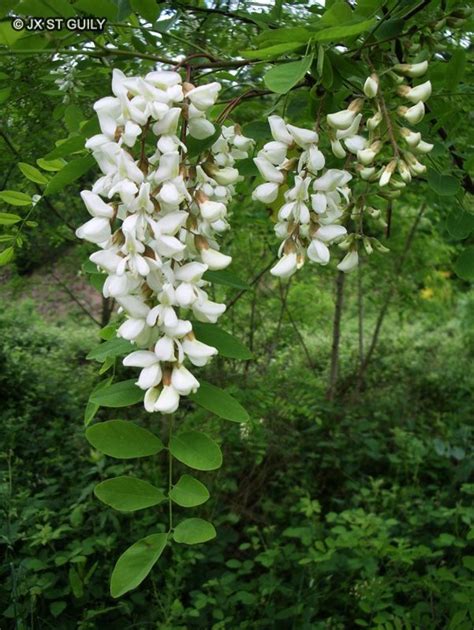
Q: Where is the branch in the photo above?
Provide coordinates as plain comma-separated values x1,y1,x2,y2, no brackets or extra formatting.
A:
357,203,426,383
226,258,276,311
0,128,76,232
51,272,101,326
326,271,346,401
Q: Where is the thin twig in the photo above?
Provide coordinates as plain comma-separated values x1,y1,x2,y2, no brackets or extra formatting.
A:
51,272,101,325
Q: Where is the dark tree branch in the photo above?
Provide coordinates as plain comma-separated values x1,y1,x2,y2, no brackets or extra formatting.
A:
357,203,426,385
326,271,346,401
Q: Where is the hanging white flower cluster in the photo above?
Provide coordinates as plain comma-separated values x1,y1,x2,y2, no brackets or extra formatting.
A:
76,69,253,414
327,62,433,189
252,115,353,278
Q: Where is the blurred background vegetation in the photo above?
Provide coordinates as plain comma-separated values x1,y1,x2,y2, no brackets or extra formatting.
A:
0,0,473,628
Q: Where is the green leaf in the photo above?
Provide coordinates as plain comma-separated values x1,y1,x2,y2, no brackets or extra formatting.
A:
94,476,165,511
375,17,404,40
203,269,249,289
312,18,375,42
454,246,474,281
49,601,67,618
130,0,160,22
445,49,466,92
446,210,474,240
0,86,11,104
89,379,143,408
45,156,95,196
0,190,32,206
462,555,474,571
18,162,49,185
264,54,314,94
0,212,21,225
0,21,24,47
242,42,305,59
427,169,460,197
255,27,312,46
110,533,167,598
37,158,66,172
84,377,112,426
190,380,249,423
0,247,14,266
18,0,77,17
192,322,252,360
45,136,86,160
64,105,84,133
169,431,223,471
86,337,134,362
169,474,210,508
74,0,117,20
173,518,216,545
86,420,164,459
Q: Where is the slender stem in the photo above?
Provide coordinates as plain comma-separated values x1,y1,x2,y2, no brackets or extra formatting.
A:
167,414,174,532
358,203,426,382
327,271,346,401
377,93,399,158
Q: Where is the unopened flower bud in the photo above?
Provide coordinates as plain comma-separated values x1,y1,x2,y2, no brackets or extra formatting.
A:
367,111,383,130
400,127,421,147
415,140,434,154
331,139,347,159
398,159,412,183
357,165,377,180
363,237,373,255
379,160,397,187
373,239,390,253
363,74,379,98
348,98,364,113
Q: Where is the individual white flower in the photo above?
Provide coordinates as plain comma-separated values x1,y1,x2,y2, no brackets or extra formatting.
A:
182,336,218,366
268,115,294,145
200,247,232,270
379,160,397,187
123,351,163,390
337,249,359,272
186,82,221,110
286,124,318,147
327,109,357,130
415,140,434,153
398,101,425,125
155,384,180,413
76,217,111,244
393,61,428,78
307,239,330,265
400,127,421,147
398,80,432,103
171,364,200,395
188,117,216,139
254,157,284,184
252,182,279,204
270,252,298,278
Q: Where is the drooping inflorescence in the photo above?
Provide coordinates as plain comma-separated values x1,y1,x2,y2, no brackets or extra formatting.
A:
252,115,353,277
76,69,253,414
253,59,433,278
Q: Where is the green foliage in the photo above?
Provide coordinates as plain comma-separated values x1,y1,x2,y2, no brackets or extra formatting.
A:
86,420,164,459
0,0,473,624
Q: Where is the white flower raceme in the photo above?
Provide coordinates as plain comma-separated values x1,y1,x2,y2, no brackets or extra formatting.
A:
76,69,253,413
252,116,353,277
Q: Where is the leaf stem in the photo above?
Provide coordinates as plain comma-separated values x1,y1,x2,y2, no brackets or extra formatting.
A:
167,414,174,532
